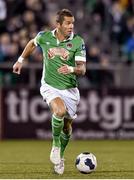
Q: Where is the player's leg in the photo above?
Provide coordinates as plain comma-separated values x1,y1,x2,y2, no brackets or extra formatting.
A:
54,87,79,173
54,118,72,174
60,118,72,158
49,97,66,164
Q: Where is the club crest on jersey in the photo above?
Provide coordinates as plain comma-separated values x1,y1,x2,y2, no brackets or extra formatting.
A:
66,42,73,50
48,47,69,60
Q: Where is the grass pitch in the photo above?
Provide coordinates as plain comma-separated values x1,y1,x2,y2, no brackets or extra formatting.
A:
0,140,134,179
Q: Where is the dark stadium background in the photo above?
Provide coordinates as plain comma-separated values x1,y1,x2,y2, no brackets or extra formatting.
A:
0,0,134,140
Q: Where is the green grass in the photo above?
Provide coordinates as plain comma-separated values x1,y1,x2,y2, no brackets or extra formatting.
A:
0,140,134,179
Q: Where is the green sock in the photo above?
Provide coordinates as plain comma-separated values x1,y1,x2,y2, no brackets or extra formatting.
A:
51,114,64,147
60,131,71,158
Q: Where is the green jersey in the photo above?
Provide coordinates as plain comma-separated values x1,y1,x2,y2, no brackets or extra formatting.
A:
34,29,86,90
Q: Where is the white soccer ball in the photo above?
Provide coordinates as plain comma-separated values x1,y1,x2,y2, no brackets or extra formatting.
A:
75,152,97,174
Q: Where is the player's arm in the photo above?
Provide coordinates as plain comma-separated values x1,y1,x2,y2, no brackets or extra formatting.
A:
58,61,86,75
58,38,86,75
73,61,86,75
13,39,36,74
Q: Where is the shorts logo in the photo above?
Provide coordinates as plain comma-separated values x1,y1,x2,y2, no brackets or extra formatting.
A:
48,48,69,60
66,43,73,50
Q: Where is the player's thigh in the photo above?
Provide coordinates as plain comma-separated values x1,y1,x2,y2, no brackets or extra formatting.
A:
50,97,67,117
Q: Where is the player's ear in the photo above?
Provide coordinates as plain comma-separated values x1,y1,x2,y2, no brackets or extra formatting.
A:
56,22,61,28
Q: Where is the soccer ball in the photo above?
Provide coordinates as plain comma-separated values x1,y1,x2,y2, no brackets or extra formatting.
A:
75,152,97,174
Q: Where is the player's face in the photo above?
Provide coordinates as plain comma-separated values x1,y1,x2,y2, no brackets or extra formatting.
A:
58,16,74,38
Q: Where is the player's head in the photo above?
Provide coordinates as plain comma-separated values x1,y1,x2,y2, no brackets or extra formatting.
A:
56,9,74,38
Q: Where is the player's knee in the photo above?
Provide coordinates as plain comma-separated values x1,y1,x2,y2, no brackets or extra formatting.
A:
54,107,66,118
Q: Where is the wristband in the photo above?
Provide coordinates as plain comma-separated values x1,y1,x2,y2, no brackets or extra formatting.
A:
68,66,74,73
18,56,24,63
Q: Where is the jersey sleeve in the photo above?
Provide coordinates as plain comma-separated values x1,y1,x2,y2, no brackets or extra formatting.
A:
75,39,86,62
34,31,45,46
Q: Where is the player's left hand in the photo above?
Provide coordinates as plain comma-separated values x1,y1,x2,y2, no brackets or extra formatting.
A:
58,65,73,74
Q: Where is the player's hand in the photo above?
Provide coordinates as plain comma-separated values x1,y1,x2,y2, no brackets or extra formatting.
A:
13,61,23,74
58,65,74,74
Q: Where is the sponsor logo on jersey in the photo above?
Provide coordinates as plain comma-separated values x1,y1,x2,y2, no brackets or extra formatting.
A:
82,44,86,50
81,44,86,56
47,47,69,60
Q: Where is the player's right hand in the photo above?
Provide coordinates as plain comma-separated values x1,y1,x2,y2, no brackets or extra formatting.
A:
13,61,23,74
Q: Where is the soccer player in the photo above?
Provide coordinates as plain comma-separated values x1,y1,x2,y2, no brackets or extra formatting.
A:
13,9,86,174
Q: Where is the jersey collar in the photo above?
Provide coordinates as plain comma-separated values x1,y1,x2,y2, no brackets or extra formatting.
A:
51,29,74,41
